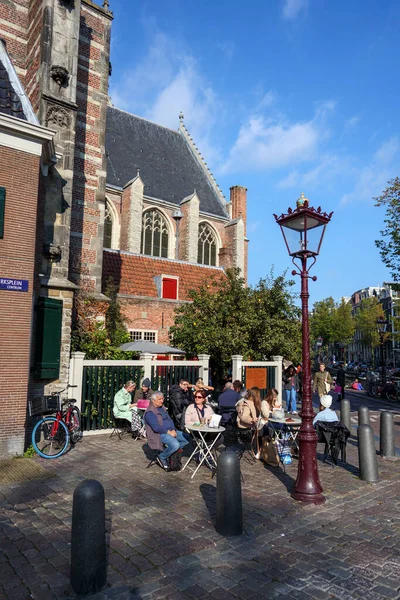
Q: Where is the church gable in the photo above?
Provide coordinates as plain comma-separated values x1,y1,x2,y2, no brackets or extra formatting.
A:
105,107,229,219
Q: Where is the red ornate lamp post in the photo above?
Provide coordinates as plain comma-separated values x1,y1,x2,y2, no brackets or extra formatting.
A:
274,193,333,504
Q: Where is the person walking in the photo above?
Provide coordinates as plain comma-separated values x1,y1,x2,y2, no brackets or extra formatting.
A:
283,365,299,414
313,363,333,407
336,364,346,401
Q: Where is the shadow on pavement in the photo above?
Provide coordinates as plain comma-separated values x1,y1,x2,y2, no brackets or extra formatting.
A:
199,483,216,526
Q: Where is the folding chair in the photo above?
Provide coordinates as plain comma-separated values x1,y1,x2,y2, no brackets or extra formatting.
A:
110,417,130,440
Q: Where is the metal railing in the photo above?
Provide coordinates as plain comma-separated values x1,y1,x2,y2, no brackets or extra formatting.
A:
82,365,143,431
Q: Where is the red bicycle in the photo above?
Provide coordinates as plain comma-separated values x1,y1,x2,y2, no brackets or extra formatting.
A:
30,386,82,459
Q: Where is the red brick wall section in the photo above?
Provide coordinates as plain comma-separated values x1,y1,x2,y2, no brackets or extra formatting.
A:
0,146,41,456
102,250,226,300
25,0,43,114
70,4,112,290
121,298,183,346
0,0,29,80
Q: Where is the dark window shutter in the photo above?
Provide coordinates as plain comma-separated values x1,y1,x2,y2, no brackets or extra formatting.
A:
34,297,63,379
162,278,178,300
0,187,5,238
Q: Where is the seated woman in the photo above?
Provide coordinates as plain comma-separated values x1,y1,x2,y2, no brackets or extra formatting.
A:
193,378,214,393
258,388,283,438
185,390,215,426
351,378,364,391
236,388,259,429
113,380,136,426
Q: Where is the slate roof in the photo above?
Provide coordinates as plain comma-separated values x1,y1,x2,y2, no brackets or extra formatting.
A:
0,59,26,120
105,107,228,218
103,249,225,299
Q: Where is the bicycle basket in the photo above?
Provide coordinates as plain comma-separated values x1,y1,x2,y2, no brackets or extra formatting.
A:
29,395,61,416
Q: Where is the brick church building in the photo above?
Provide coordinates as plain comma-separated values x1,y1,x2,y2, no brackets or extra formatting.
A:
0,0,248,456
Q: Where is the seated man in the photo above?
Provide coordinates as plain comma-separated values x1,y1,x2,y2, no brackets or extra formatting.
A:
169,379,192,429
313,395,338,426
113,380,136,426
144,391,189,470
134,378,153,403
218,381,240,425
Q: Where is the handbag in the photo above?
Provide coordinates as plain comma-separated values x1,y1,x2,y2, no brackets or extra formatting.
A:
334,385,342,394
260,437,279,467
324,374,331,394
275,439,292,464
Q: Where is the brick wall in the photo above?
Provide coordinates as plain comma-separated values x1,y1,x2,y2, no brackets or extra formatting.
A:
0,146,41,456
121,298,183,346
0,0,28,80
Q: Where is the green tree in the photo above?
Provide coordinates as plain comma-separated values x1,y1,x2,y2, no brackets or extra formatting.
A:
355,297,386,358
331,298,355,362
375,177,400,282
309,297,336,349
170,268,301,381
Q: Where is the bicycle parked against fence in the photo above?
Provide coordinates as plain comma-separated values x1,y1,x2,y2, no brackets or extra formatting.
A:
29,385,82,459
371,379,400,402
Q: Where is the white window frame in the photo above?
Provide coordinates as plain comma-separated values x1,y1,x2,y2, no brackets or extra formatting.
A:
197,221,220,266
161,274,179,300
128,329,158,343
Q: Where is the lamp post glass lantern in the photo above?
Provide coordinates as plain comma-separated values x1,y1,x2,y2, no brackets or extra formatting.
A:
274,193,333,504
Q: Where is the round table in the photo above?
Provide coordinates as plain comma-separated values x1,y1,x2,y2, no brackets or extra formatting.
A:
182,424,225,478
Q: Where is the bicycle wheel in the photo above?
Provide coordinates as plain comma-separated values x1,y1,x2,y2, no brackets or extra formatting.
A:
68,407,82,443
32,417,69,459
371,385,378,397
386,390,397,401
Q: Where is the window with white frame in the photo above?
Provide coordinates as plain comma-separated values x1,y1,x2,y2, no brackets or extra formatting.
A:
198,222,217,266
141,209,169,258
129,330,157,343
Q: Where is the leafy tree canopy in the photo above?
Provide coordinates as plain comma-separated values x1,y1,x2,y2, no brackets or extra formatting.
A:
170,268,302,377
355,296,386,350
71,279,131,359
309,297,336,347
375,177,400,283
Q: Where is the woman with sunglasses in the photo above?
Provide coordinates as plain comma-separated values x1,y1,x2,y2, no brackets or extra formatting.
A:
185,390,215,427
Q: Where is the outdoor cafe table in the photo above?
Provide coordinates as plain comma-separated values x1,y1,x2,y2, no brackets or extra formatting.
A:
268,414,302,449
182,424,225,479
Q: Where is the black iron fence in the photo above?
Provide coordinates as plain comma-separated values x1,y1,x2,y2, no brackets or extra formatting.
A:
82,365,143,431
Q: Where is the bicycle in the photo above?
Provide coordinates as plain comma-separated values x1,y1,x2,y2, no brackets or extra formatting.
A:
29,385,82,459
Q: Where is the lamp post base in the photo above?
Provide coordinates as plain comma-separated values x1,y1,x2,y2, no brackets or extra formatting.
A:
291,490,325,504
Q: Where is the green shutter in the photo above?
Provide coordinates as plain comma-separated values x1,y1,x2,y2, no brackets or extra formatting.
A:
0,187,5,238
34,297,63,379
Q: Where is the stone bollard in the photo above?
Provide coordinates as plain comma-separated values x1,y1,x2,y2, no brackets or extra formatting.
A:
70,479,107,595
358,405,370,426
216,451,243,536
380,411,396,458
340,399,351,431
358,424,379,482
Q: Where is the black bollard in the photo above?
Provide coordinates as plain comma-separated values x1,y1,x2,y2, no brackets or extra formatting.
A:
216,451,243,537
380,411,396,458
358,405,370,426
340,399,351,431
70,479,107,595
358,424,379,482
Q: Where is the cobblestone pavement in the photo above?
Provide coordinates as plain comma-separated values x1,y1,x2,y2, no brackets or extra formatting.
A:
1,415,400,600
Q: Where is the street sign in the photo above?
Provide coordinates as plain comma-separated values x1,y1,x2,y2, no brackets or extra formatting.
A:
0,277,29,292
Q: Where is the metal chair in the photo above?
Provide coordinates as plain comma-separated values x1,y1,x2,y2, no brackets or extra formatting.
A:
110,417,130,440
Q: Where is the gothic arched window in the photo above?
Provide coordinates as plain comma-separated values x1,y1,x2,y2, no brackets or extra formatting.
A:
141,209,169,258
198,222,217,266
103,204,113,249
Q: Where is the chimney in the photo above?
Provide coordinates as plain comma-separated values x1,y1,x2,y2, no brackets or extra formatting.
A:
230,185,247,234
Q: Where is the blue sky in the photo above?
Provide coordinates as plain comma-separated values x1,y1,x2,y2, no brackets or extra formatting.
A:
107,0,399,305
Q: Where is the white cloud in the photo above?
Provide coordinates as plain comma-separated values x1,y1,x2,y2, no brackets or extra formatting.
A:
278,154,344,190
109,32,222,163
344,116,360,130
220,101,334,175
340,137,399,205
217,41,235,60
282,0,309,20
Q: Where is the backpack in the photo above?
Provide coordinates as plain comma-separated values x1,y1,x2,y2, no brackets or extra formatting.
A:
168,450,182,471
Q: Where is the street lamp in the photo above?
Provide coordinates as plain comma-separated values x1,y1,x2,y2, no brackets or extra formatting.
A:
376,316,389,386
172,208,183,259
274,192,333,504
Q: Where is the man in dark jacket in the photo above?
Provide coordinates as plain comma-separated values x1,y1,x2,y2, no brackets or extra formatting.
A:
134,378,153,402
169,379,192,429
336,364,346,401
144,392,189,470
218,382,240,425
